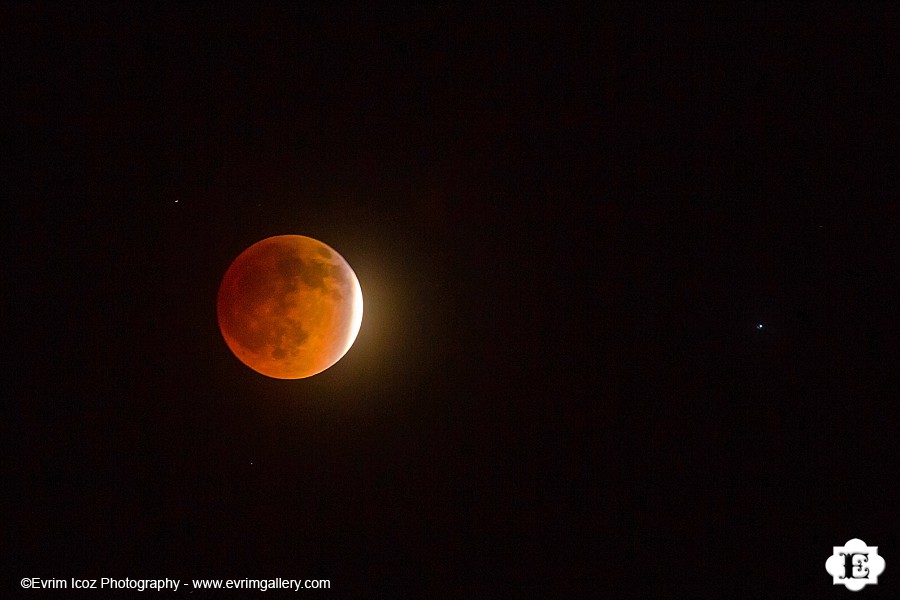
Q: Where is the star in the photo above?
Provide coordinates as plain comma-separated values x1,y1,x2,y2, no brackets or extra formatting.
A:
756,323,764,330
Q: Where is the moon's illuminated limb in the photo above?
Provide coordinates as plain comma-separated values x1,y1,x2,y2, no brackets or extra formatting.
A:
343,271,364,358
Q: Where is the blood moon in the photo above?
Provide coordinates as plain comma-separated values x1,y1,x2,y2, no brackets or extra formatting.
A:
217,235,363,379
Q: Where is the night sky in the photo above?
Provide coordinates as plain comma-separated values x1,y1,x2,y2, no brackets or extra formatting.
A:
4,4,897,597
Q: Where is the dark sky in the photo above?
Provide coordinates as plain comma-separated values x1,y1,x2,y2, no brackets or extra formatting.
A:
4,4,897,597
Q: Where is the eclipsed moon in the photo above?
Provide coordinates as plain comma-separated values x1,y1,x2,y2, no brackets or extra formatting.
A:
217,235,363,379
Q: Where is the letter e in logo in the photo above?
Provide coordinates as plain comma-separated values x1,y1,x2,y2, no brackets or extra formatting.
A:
826,538,885,591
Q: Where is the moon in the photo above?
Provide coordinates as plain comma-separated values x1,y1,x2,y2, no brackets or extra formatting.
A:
217,235,363,379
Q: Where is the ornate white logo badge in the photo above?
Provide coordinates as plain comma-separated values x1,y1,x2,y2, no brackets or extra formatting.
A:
825,538,885,591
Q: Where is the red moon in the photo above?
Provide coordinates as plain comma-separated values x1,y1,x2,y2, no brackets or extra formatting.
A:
217,235,363,379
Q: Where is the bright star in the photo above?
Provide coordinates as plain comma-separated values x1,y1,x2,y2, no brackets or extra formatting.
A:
756,323,764,330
